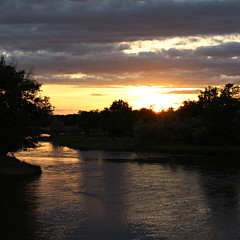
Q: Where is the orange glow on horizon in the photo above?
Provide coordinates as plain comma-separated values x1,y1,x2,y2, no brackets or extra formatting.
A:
41,84,200,114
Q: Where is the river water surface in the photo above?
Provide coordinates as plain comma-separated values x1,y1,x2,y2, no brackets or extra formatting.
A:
1,142,240,240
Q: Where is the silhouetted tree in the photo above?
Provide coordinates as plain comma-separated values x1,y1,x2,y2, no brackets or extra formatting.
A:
132,108,174,144
136,108,157,122
53,114,79,126
220,83,240,99
109,99,132,112
176,83,240,145
78,110,100,134
198,85,218,106
101,100,133,137
0,56,53,155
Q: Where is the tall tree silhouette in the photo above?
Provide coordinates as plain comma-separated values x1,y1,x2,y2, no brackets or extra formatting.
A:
101,100,133,137
177,83,240,145
109,100,132,112
0,57,53,155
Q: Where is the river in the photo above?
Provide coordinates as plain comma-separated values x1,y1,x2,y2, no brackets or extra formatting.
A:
1,142,240,240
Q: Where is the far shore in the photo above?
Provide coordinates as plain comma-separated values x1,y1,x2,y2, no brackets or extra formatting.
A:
43,135,240,157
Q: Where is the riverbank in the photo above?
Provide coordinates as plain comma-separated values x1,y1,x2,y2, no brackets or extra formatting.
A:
0,154,42,181
44,135,240,157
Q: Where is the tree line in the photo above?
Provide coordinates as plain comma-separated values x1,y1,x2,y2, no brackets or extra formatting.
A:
52,83,240,146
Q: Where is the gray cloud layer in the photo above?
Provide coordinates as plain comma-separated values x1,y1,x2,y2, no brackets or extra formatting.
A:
1,0,240,44
0,0,240,87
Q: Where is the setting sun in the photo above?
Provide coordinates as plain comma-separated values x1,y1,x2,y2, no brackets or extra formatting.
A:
124,86,199,112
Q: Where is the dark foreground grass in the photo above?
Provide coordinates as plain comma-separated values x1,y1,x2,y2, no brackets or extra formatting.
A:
0,155,42,181
45,135,240,156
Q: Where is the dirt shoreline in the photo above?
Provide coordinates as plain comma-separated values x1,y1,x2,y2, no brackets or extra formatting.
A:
0,155,42,181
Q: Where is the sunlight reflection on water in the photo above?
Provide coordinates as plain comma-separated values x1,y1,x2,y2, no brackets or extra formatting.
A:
1,141,239,239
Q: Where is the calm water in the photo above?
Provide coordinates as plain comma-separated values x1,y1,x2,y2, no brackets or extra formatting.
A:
1,142,240,239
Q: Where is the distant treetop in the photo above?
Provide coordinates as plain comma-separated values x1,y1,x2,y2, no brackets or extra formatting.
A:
109,99,132,112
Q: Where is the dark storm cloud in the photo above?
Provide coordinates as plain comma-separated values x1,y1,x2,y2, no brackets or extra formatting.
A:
0,0,240,45
27,46,239,76
195,42,240,58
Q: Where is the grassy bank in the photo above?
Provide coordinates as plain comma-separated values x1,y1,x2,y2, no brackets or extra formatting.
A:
46,135,135,151
44,135,240,156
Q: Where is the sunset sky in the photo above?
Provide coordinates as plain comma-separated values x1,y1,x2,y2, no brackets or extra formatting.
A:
1,0,240,114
